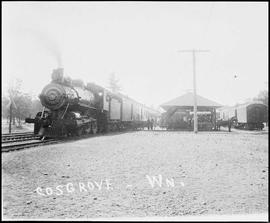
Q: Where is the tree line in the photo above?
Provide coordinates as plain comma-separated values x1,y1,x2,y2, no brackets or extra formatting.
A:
253,90,268,106
2,79,43,126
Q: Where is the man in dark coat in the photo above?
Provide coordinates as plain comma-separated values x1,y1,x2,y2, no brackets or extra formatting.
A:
147,118,151,130
228,119,232,132
151,118,154,130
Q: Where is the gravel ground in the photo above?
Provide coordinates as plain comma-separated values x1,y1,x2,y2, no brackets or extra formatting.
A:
2,130,268,219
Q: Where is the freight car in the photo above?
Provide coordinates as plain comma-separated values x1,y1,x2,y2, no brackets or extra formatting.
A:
234,102,268,130
216,102,268,130
26,68,160,138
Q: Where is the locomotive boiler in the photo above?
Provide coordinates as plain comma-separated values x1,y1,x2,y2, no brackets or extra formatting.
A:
26,68,101,137
26,68,160,138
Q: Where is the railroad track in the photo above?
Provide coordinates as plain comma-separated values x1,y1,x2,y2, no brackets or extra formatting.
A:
2,131,33,136
1,139,61,152
1,131,101,152
2,132,40,143
1,132,63,152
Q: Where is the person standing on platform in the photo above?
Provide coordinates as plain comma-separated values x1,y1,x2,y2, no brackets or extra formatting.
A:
151,118,154,130
147,118,151,130
228,119,232,132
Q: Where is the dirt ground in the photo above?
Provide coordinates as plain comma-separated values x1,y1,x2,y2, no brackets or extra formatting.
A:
2,130,268,220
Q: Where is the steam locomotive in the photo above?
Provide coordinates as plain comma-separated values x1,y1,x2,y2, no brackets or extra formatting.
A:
217,102,268,130
26,68,160,138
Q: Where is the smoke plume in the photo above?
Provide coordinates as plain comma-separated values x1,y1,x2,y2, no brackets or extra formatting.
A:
16,27,63,67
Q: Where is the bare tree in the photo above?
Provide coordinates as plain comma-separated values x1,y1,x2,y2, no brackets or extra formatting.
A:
4,78,33,126
6,78,22,125
108,73,122,93
1,96,10,121
254,90,268,105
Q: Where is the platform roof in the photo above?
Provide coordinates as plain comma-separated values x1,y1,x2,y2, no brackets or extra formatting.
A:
161,92,222,111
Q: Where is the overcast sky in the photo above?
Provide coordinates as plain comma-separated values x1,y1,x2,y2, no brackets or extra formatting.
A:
2,2,268,108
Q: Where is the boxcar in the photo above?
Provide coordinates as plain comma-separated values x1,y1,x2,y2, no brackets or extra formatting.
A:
235,102,267,130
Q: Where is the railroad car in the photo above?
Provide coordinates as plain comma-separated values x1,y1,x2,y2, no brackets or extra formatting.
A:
217,106,236,121
216,102,268,130
26,68,160,138
234,102,268,130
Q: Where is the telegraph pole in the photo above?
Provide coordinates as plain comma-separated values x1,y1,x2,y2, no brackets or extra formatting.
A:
178,49,209,133
9,103,12,134
7,94,17,134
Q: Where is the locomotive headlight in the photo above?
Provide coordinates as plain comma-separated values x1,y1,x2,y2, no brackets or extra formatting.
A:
98,92,103,96
48,92,57,100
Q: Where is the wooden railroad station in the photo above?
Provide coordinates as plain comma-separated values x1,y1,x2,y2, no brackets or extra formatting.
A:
160,92,222,130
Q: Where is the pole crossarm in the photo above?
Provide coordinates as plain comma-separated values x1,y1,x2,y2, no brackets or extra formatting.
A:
178,50,210,53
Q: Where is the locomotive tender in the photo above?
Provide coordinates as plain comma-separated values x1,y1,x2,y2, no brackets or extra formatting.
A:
26,68,160,137
217,102,268,130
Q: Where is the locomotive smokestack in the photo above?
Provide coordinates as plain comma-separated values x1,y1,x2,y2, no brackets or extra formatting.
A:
51,68,64,82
